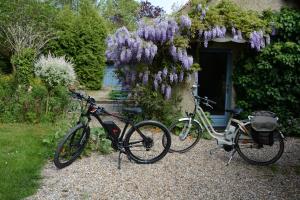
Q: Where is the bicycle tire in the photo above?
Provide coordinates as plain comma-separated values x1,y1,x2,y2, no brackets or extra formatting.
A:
124,120,171,164
167,119,202,153
54,123,90,169
235,128,284,166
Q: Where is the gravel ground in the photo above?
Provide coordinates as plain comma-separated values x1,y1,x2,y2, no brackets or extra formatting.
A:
28,137,300,200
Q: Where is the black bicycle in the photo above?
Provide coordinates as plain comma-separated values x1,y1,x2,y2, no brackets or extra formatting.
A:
54,91,171,169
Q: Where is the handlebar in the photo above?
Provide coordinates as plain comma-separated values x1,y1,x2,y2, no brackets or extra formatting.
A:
194,96,216,105
70,90,96,105
191,85,216,109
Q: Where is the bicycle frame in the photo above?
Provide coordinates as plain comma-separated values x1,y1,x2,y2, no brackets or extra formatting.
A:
81,104,148,150
182,97,250,147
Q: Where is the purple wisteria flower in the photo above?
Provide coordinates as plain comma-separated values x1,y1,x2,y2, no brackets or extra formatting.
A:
156,71,162,83
249,30,268,51
162,67,168,78
142,71,149,85
180,15,192,29
179,71,184,82
231,27,236,35
169,73,174,83
165,85,172,100
173,73,178,83
161,84,166,94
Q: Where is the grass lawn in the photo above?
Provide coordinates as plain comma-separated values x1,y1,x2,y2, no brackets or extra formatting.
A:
0,124,54,200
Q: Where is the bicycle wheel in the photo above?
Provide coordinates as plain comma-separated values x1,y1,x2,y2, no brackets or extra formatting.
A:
168,119,202,153
124,120,171,164
235,128,284,166
54,123,90,169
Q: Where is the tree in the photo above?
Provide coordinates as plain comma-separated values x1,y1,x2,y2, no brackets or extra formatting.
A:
46,0,108,89
0,0,57,73
97,0,140,32
138,1,165,19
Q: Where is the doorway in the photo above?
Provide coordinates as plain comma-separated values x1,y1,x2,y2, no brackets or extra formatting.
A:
198,49,232,127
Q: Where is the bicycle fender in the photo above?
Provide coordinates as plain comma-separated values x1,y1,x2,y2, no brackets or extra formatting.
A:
177,118,203,129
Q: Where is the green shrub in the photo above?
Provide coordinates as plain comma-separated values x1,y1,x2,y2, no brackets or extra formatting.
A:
131,86,182,126
11,48,36,85
0,76,71,123
87,127,113,155
234,8,300,136
45,0,107,90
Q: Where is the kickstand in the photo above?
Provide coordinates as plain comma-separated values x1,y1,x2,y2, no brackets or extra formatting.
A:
118,151,123,170
226,149,237,166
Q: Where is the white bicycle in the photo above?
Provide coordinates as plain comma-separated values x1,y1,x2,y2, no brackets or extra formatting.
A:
168,85,285,165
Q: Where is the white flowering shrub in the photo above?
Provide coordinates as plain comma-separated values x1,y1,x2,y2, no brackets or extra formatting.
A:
34,54,76,89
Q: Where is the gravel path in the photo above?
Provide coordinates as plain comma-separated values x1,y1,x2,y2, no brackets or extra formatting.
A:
28,137,300,200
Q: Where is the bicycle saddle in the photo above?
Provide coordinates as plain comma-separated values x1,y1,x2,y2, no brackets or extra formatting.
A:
123,107,143,114
225,108,243,115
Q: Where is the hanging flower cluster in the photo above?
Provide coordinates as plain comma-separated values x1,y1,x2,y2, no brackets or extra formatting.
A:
198,25,227,47
106,16,197,100
196,3,209,20
137,19,179,43
231,27,243,41
106,27,157,66
249,30,270,51
180,16,192,29
190,2,272,51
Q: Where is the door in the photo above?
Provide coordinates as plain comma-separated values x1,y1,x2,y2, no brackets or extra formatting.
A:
198,49,232,127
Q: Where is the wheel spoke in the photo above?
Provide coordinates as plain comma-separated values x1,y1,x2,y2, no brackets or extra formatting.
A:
125,122,171,163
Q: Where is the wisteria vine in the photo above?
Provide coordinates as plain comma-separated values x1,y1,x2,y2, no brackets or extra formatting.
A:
192,2,272,51
106,16,197,100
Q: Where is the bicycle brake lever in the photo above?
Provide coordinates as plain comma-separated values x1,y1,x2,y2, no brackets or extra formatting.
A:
204,103,213,109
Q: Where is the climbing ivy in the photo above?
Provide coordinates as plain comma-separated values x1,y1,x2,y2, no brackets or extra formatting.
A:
234,8,300,136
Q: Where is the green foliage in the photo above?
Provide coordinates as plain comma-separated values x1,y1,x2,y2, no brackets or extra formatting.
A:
11,48,36,85
97,0,140,32
189,0,270,39
0,0,57,30
234,8,300,136
87,127,113,154
131,86,183,126
42,117,79,156
272,8,300,42
46,0,107,89
0,76,71,123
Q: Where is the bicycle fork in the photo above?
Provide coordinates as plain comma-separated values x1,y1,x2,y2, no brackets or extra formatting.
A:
179,117,193,140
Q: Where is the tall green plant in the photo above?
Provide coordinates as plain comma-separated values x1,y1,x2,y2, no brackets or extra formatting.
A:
46,0,107,89
11,48,36,85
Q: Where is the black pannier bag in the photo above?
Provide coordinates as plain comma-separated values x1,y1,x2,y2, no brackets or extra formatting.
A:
250,111,278,145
